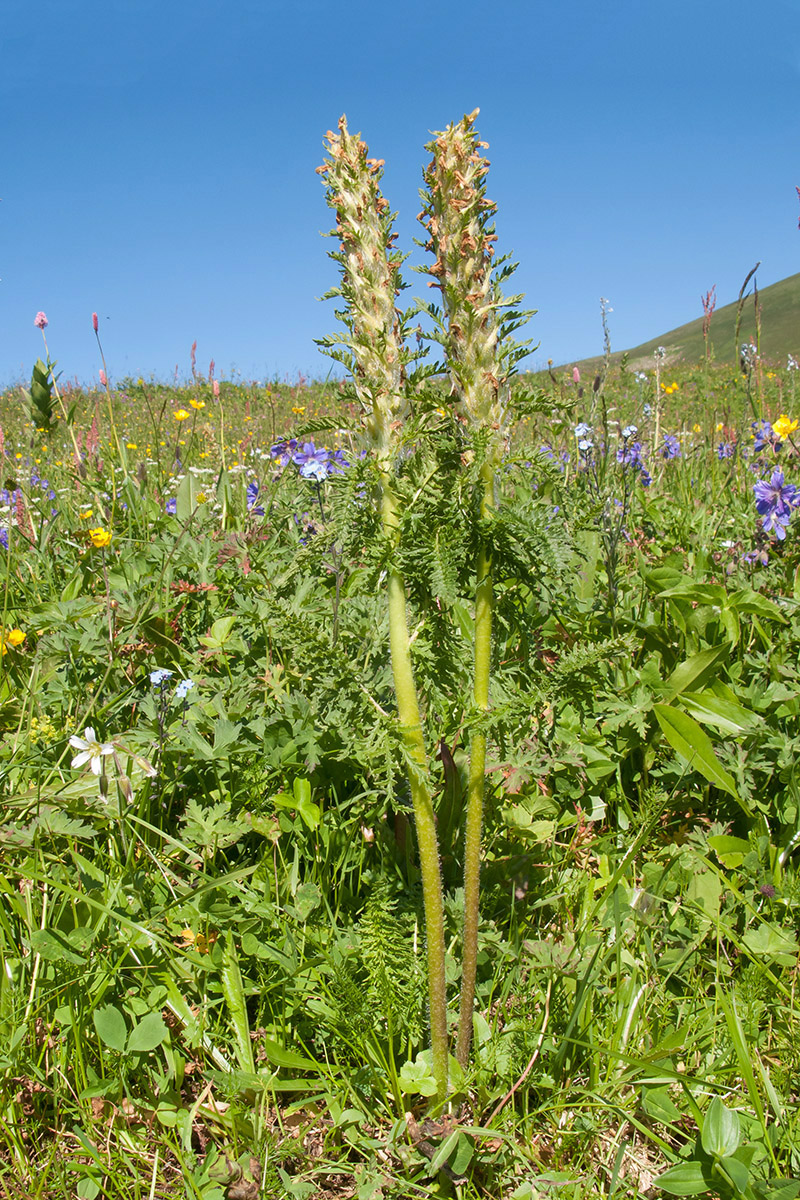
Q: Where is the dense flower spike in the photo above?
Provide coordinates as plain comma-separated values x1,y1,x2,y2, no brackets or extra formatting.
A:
417,109,532,458
317,116,410,455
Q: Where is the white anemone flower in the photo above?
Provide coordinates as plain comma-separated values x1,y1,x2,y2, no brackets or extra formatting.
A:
69,727,115,776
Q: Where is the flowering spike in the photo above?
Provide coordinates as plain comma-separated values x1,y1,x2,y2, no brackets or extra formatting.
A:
417,112,533,458
317,116,410,454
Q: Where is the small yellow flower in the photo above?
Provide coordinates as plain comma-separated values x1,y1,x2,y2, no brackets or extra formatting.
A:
292,405,306,415
693,424,702,433
196,491,207,503
15,453,22,460
180,928,217,954
190,399,205,410
88,528,112,549
173,409,190,422
772,414,798,440
6,629,25,647
79,509,94,520
715,423,724,432
126,442,138,449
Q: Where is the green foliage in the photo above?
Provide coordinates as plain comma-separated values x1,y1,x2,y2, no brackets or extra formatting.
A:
22,357,58,432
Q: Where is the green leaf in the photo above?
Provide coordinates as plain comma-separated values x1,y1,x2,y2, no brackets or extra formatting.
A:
701,1097,741,1158
126,1010,169,1053
220,936,255,1073
92,1004,128,1052
176,471,203,522
728,588,787,622
742,923,799,967
656,1159,715,1195
642,1086,682,1123
707,835,752,869
428,1129,460,1174
653,704,744,805
680,690,761,735
213,718,242,753
260,1037,327,1072
661,645,731,700
29,928,86,965
77,1176,101,1200
752,1181,800,1200
719,1155,750,1193
293,881,322,922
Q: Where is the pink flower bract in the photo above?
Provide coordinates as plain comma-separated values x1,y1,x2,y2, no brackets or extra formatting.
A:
92,312,99,333
34,312,48,330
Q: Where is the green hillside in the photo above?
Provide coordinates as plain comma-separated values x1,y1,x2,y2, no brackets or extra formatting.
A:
575,269,800,370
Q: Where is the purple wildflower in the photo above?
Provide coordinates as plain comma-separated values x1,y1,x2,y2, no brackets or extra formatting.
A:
661,434,681,460
165,498,177,515
717,442,735,460
246,480,264,516
270,438,298,467
752,419,779,455
754,468,800,540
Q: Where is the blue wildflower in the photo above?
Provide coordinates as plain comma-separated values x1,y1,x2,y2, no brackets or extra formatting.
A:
574,422,591,438
754,469,800,540
752,419,778,455
175,678,195,701
717,442,735,460
246,480,264,516
165,498,177,515
661,434,681,460
617,440,644,469
270,438,298,467
150,668,174,687
621,424,638,440
0,529,7,550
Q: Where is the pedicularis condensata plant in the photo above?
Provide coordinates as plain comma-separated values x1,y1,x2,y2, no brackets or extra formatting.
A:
417,110,534,1067
318,110,534,1099
318,116,449,1101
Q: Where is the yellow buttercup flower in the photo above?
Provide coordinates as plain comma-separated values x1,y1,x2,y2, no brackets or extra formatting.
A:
6,629,25,647
89,528,112,549
190,399,205,410
173,409,190,422
772,414,798,440
79,509,94,520
693,424,702,433
292,406,306,415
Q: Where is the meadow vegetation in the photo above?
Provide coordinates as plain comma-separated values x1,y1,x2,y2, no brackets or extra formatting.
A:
0,114,799,1199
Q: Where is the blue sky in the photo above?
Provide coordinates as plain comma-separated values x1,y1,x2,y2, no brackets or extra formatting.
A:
2,0,798,388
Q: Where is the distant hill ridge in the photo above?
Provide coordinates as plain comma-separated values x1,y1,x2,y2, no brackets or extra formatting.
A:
571,269,800,370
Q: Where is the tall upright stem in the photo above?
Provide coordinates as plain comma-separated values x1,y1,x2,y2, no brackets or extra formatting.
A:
381,483,449,1101
456,461,494,1065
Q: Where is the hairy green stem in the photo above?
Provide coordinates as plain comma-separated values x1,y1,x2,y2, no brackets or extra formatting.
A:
381,483,449,1101
456,461,494,1066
